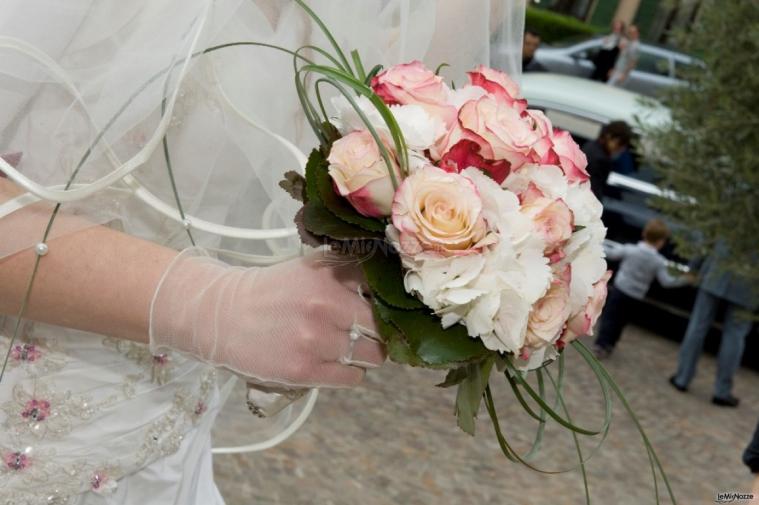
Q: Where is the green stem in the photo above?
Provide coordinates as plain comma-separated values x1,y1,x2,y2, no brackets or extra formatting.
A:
546,369,591,505
294,0,354,76
572,341,676,504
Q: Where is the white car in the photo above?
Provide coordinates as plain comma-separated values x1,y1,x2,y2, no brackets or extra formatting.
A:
527,37,702,97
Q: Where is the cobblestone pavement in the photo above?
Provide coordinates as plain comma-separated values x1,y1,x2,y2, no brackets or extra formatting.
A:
213,326,759,505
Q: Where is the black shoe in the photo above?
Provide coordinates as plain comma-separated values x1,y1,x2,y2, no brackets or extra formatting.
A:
668,376,687,393
712,395,740,407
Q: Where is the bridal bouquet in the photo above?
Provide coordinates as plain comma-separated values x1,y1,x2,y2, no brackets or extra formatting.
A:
278,2,675,502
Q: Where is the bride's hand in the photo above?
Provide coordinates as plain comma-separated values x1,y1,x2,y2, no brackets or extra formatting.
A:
149,249,386,388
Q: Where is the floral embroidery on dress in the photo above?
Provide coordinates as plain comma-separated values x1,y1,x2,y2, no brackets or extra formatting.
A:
0,332,68,377
1,382,118,442
102,338,176,385
0,365,218,504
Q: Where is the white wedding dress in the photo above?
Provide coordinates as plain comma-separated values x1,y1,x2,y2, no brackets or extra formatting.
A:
0,1,525,503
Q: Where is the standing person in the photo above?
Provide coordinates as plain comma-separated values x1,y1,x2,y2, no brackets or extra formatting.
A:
581,121,633,202
522,29,546,72
670,243,758,407
744,419,759,496
591,19,625,81
608,25,641,87
593,219,693,358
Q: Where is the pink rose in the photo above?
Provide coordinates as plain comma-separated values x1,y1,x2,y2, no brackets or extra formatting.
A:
525,265,572,348
523,110,556,164
467,65,523,109
520,183,574,262
439,139,510,184
328,130,400,218
562,270,612,343
550,130,589,183
371,61,456,127
391,165,488,256
457,95,545,171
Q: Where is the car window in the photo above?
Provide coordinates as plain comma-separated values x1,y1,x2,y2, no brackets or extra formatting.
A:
636,51,671,77
542,108,602,143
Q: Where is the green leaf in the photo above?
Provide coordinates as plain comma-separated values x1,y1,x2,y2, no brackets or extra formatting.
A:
436,367,469,388
303,202,382,240
279,170,307,203
455,358,494,435
305,149,323,204
374,299,490,366
371,303,417,364
361,250,424,309
313,155,386,233
319,121,342,147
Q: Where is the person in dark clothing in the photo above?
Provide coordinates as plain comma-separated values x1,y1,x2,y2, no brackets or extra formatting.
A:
670,242,758,407
582,121,633,202
743,419,759,494
591,20,625,81
522,29,546,72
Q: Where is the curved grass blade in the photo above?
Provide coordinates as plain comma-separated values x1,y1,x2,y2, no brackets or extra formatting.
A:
365,64,383,85
301,72,400,189
351,49,367,82
505,360,601,436
572,341,676,504
298,64,410,176
294,0,354,76
546,369,591,505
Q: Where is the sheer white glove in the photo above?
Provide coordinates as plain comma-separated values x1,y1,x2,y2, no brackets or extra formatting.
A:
149,248,385,388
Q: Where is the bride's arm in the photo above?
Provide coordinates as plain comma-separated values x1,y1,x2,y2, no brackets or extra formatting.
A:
0,177,384,386
0,178,177,343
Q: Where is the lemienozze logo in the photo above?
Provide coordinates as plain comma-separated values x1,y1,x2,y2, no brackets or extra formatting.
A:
715,492,755,503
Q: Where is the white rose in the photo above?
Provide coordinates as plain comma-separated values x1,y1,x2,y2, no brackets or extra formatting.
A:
390,104,446,151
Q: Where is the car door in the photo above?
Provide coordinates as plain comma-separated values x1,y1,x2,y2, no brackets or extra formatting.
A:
623,49,674,97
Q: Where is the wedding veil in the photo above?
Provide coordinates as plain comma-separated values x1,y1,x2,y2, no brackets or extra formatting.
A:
0,0,526,447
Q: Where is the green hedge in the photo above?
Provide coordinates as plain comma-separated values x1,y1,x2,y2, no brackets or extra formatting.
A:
526,7,601,44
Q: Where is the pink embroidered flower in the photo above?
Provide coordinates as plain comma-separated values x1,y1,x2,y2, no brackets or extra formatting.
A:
91,471,118,495
21,399,51,422
152,354,170,366
4,451,29,471
194,401,207,417
10,344,41,363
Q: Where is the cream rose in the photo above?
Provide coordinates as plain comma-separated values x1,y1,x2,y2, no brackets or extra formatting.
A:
328,130,400,218
564,270,612,342
520,183,574,262
524,266,572,349
391,165,488,256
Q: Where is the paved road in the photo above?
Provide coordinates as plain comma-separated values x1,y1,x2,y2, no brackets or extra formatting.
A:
213,326,759,505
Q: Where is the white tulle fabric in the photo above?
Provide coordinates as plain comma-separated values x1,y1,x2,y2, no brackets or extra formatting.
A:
149,248,384,388
0,1,525,503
